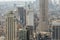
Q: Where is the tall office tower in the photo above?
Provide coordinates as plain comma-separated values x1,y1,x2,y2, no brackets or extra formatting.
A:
17,7,26,27
26,5,34,40
6,11,17,40
38,0,48,32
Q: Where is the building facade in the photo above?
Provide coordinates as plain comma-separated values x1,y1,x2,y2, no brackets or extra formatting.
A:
26,5,34,40
6,11,17,40
17,7,26,27
51,20,60,40
0,36,5,40
18,28,27,40
38,0,48,32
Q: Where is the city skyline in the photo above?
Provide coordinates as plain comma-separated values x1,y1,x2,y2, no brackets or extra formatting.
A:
0,0,35,2
0,0,60,40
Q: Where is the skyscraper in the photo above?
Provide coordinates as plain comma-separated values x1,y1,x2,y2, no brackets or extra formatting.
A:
17,7,26,27
38,0,48,32
6,11,17,40
26,4,34,40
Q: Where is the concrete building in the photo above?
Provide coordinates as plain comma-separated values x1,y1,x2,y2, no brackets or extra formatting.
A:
51,20,60,40
26,4,34,26
37,0,48,32
26,5,34,40
26,10,34,26
17,7,26,27
0,36,5,40
6,11,17,40
0,16,6,36
18,28,27,40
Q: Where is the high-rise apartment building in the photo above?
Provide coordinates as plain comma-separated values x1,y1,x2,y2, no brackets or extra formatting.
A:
6,11,17,40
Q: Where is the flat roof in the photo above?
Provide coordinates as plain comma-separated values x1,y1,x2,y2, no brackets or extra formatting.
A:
52,20,60,26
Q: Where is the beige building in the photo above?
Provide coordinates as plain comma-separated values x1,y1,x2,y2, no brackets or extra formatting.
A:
6,11,17,40
0,36,5,40
37,0,48,32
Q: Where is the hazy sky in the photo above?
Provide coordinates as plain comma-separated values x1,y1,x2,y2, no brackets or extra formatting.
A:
0,0,35,2
52,0,59,4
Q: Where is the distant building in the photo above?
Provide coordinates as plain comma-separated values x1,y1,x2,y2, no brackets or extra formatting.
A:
26,6,34,26
51,20,60,40
38,0,48,32
18,28,27,40
0,16,5,36
37,33,42,40
34,13,39,32
6,11,17,40
17,7,26,27
26,5,34,40
0,36,5,40
0,26,4,36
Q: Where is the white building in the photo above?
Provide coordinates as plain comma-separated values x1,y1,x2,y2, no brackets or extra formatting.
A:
26,7,34,40
26,9,34,26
